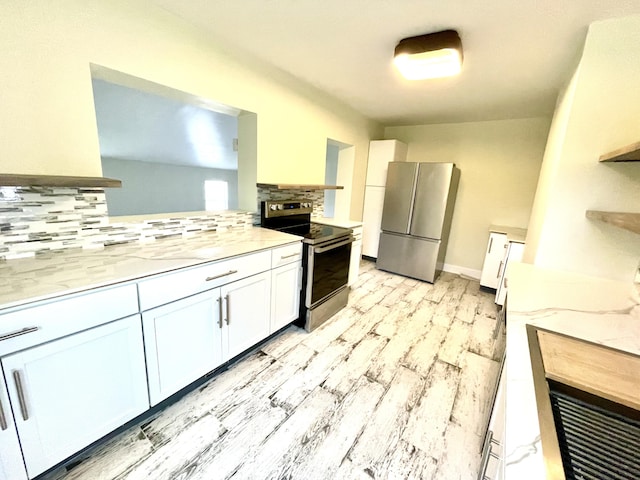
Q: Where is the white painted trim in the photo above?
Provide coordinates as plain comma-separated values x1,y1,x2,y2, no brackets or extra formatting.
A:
442,263,481,280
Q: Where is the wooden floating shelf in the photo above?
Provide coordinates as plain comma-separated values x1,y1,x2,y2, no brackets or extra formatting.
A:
585,210,640,235
0,174,122,188
599,141,640,162
257,183,344,190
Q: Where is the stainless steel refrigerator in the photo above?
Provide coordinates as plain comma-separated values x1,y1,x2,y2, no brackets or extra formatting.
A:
376,162,460,283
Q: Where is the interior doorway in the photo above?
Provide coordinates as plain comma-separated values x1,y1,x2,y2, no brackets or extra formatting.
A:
324,139,355,219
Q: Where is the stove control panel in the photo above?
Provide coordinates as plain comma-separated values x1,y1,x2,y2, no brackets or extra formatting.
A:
261,200,313,219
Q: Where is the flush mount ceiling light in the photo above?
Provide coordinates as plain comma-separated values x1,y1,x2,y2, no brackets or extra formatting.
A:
393,29,463,80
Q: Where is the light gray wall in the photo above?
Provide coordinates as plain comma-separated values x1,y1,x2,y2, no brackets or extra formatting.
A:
102,157,238,216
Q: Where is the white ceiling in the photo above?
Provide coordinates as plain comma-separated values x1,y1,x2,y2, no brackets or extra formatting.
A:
151,0,640,125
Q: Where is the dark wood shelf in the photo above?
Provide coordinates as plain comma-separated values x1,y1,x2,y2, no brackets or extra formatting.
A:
0,174,122,188
257,183,343,190
599,141,640,162
586,210,640,235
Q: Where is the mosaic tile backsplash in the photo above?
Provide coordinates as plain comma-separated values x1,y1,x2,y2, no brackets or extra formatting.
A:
0,186,255,260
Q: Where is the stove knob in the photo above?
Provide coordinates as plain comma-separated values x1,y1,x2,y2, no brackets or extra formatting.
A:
270,205,277,211
277,204,284,210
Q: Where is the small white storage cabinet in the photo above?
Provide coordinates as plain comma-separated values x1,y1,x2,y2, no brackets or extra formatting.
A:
479,226,527,306
480,232,509,290
139,250,275,406
0,285,147,479
495,242,525,306
270,243,303,332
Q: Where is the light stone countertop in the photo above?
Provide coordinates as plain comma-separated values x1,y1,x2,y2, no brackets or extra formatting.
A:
0,227,302,313
311,216,363,229
489,224,528,243
504,262,639,478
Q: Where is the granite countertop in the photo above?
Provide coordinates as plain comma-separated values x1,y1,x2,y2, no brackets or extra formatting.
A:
311,216,363,229
0,227,302,313
504,262,639,478
489,224,528,243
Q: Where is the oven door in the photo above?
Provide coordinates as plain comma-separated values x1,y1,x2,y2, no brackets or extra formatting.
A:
305,236,353,308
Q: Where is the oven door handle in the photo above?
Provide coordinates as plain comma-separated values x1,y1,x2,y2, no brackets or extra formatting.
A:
313,237,354,254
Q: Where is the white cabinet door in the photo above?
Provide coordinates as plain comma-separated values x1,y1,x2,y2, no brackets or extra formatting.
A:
3,316,148,478
0,376,27,480
222,272,271,360
366,140,408,186
495,242,525,306
142,290,223,406
362,185,386,258
480,232,508,289
270,262,301,332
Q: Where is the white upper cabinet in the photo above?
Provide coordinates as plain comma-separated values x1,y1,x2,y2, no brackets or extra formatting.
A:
365,139,408,186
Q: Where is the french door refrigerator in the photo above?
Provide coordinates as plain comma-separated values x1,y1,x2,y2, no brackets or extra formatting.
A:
376,162,460,283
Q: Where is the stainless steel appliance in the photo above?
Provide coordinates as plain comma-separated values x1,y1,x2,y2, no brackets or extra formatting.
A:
260,200,353,332
376,162,460,283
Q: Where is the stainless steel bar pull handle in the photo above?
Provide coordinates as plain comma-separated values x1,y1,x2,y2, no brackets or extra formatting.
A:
496,260,504,278
314,237,354,254
205,270,238,282
280,253,299,259
488,237,494,254
0,397,7,430
225,294,230,325
0,326,39,342
217,297,223,328
13,370,29,421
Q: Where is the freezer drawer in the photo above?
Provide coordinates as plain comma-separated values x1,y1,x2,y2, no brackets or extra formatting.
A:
376,232,441,283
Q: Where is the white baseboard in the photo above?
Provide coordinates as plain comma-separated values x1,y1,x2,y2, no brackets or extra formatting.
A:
442,263,481,280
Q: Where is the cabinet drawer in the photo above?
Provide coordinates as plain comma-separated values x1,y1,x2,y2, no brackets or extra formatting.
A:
0,284,138,357
138,250,271,311
271,242,303,268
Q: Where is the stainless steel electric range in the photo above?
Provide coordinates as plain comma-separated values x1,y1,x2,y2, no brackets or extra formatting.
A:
260,200,353,332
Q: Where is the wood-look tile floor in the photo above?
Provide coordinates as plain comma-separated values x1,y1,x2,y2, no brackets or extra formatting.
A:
44,260,504,480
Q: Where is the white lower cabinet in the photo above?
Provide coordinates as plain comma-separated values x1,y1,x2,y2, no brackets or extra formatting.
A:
143,271,272,406
0,375,27,480
142,290,224,406
271,262,301,332
223,271,271,359
2,315,148,478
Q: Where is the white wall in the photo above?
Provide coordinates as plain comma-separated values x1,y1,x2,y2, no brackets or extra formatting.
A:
525,15,640,282
102,158,238,216
0,0,381,218
385,118,550,274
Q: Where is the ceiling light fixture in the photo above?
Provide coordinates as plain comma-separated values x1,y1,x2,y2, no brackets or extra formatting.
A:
393,29,463,80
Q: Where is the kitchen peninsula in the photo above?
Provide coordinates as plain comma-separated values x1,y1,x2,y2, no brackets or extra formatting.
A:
0,226,302,479
504,263,640,478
